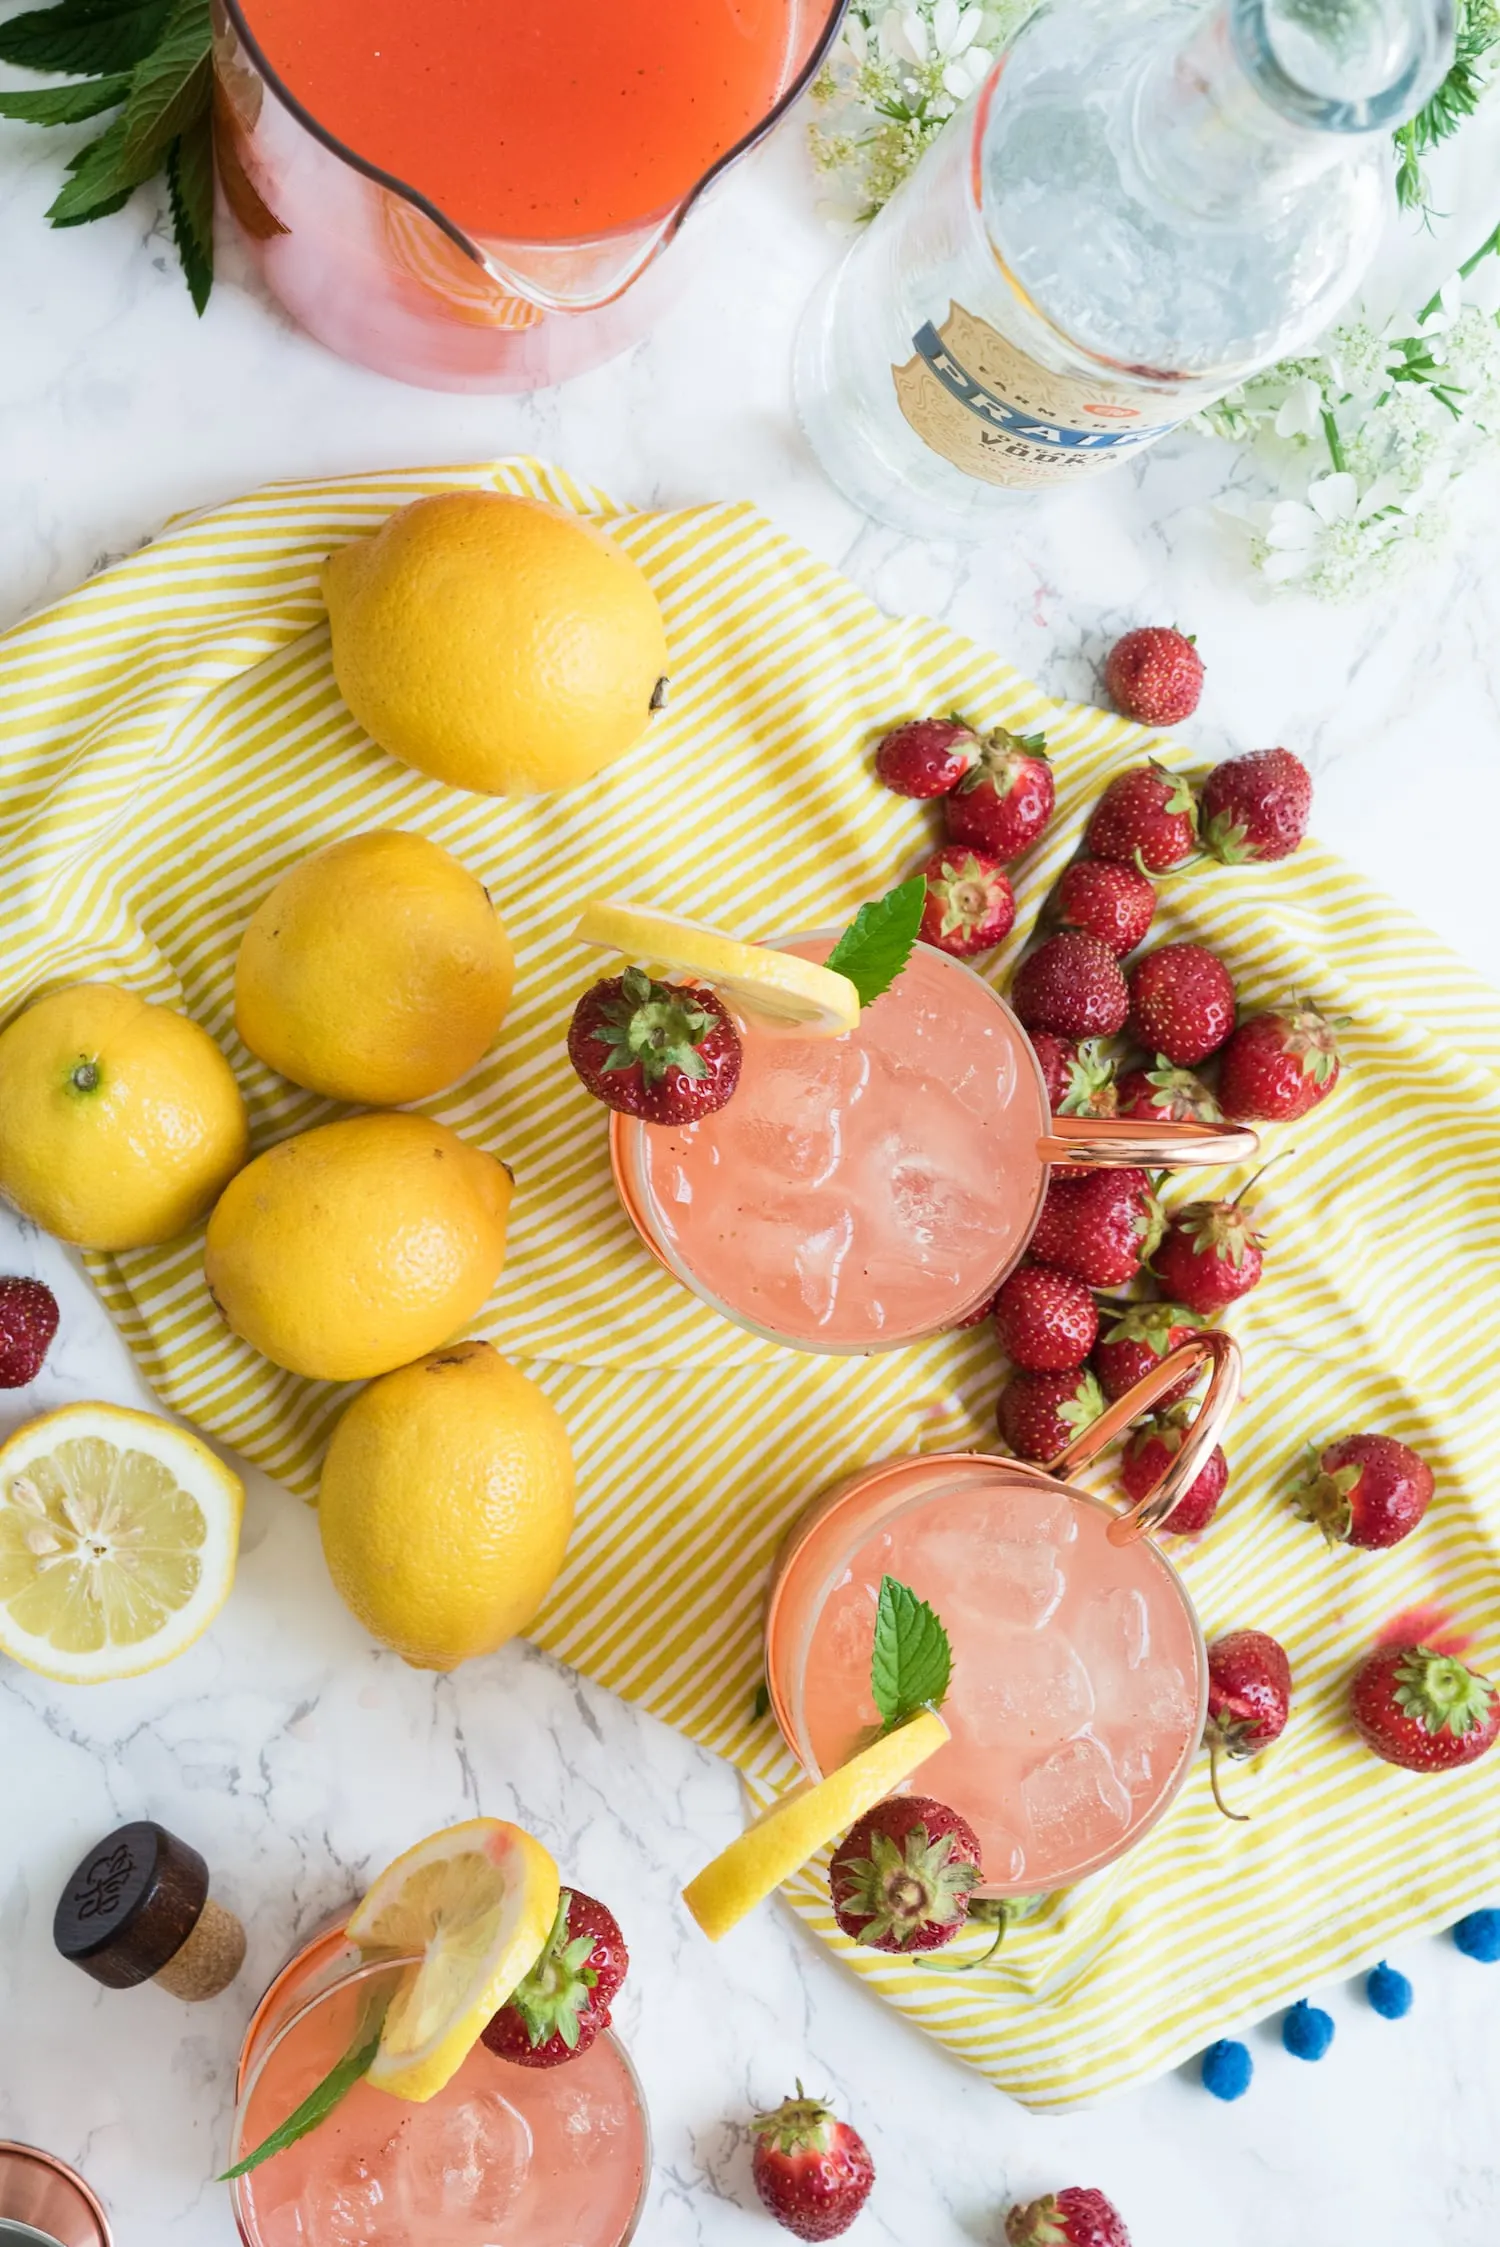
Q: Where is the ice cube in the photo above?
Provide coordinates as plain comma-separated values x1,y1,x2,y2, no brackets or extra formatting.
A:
792,1208,855,1324
910,1530,1065,1629
296,2145,402,2246
730,1041,868,1189
1021,1734,1133,1860
971,1817,1028,1887
392,2091,530,2234
1074,1586,1151,1688
1075,1588,1196,1743
951,1622,1094,1749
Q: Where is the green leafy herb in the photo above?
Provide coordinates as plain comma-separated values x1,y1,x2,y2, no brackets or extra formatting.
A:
0,0,173,75
870,1574,952,1732
824,875,926,1008
219,2010,388,2183
1394,0,1500,215
0,71,130,121
168,98,214,312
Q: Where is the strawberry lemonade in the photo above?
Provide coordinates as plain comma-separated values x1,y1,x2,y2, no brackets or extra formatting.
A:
767,1455,1207,1893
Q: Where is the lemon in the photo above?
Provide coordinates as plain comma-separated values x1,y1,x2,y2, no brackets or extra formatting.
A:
574,900,860,1036
318,1341,574,1672
0,1403,243,1684
0,984,248,1251
204,1114,511,1381
348,1818,560,2103
235,830,514,1105
321,491,669,798
682,1710,949,1941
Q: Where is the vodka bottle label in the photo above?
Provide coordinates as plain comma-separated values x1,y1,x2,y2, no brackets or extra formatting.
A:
892,302,1179,489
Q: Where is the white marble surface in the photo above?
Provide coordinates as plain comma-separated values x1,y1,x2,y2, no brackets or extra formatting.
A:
3,60,1500,2247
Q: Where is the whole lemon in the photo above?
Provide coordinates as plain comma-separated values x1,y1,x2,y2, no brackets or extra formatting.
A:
320,491,670,797
318,1340,574,1672
204,1113,510,1380
235,830,515,1105
0,984,248,1250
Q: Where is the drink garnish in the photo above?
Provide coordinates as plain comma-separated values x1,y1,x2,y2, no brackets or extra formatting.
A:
823,874,925,1006
870,1574,952,1733
573,900,860,1034
219,1998,389,2182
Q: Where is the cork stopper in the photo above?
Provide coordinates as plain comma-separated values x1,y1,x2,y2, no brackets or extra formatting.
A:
53,1822,244,2002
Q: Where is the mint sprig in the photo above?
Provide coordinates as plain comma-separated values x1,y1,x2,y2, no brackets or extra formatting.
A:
870,1575,952,1733
824,876,925,1009
219,1993,390,2183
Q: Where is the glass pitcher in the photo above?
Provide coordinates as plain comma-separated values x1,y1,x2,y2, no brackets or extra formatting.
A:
212,0,847,392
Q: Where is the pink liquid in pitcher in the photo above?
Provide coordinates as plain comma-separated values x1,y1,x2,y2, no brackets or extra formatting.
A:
638,941,1049,1347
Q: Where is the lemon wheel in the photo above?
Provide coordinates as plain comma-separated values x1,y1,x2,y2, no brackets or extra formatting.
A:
574,900,860,1036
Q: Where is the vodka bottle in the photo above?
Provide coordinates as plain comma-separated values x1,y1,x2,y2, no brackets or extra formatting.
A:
794,0,1454,533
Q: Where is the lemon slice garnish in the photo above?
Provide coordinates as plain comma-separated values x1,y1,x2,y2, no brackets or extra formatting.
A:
682,1709,949,1941
347,1818,560,2103
573,899,860,1036
0,1403,243,1685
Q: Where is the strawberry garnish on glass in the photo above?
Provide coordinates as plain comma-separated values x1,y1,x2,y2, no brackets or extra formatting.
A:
829,1795,982,1954
567,966,742,1123
481,1888,628,2068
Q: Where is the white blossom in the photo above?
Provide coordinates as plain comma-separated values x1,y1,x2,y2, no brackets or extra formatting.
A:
1273,375,1326,440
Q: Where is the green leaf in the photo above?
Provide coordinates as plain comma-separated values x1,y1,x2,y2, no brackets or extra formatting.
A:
870,1575,952,1732
824,875,926,1008
218,2016,386,2182
0,0,174,76
45,109,156,222
117,0,209,172
168,103,212,310
0,71,129,121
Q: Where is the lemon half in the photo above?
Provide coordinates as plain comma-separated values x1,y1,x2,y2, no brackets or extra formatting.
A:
0,1403,243,1684
348,1818,560,2102
574,900,859,1036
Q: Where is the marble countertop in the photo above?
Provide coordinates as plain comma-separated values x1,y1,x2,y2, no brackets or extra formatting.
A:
3,72,1499,2247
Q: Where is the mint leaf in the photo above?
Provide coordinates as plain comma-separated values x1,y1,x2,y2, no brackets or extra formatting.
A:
0,0,173,75
45,109,157,223
870,1575,952,1732
117,0,209,171
824,876,926,1008
0,72,130,121
168,103,213,311
218,2013,386,2182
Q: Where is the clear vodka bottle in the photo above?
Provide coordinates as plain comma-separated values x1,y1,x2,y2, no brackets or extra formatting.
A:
794,0,1454,533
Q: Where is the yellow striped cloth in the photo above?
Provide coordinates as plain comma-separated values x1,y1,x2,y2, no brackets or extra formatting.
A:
3,459,1497,2107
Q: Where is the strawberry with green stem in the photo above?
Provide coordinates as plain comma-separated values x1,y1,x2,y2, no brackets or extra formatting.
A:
1204,1629,1292,1820
751,2088,875,2240
944,727,1055,861
1292,1434,1434,1550
1152,1163,1280,1314
1217,1001,1343,1123
1115,1057,1222,1124
1351,1642,1499,1771
482,1889,628,2067
1086,761,1198,872
1093,1300,1206,1405
999,1366,1105,1461
830,1796,981,1953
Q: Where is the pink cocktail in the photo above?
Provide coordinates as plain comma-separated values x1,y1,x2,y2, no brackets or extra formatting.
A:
231,1930,649,2247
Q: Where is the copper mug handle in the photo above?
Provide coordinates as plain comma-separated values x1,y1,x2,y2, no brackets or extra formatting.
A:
1037,1116,1259,1169
1046,1329,1242,1546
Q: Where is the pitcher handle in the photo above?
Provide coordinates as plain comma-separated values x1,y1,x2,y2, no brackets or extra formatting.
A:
1046,1329,1242,1545
1037,1116,1259,1169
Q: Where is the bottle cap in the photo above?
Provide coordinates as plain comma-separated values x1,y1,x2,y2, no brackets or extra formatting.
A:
53,1822,208,1991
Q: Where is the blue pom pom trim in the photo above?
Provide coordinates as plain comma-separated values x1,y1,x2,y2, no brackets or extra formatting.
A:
1366,1962,1412,2019
1452,1909,1500,1962
1282,1998,1335,2060
1200,2038,1253,2099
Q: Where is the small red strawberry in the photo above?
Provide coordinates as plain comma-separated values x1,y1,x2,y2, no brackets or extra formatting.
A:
874,715,979,798
1217,1002,1342,1123
917,844,1016,957
1204,1629,1292,1819
1115,1057,1222,1124
1055,858,1156,958
1093,1301,1204,1405
1152,1178,1265,1314
751,2088,875,2241
829,1795,982,1953
1086,761,1198,872
482,1889,628,2067
1012,932,1129,1040
1351,1641,1499,1772
0,1277,60,1387
993,1264,1099,1371
1006,2184,1133,2247
1053,1040,1118,1120
998,1366,1105,1461
1127,943,1236,1066
1031,1168,1166,1289
1200,747,1312,864
1104,625,1204,728
1029,1032,1079,1110
1121,1410,1228,1535
944,727,1055,860
568,968,741,1124
1293,1433,1434,1550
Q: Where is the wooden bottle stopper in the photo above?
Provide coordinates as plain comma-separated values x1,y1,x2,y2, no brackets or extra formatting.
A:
53,1822,245,2003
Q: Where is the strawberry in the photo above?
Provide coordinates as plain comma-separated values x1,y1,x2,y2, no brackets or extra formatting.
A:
1204,1628,1292,1820
993,1264,1098,1371
829,1795,982,1953
1012,932,1130,1039
1351,1642,1499,1772
998,1366,1105,1461
874,715,979,798
0,1277,59,1387
1127,943,1236,1066
1029,1032,1079,1110
1152,1180,1265,1314
567,969,741,1124
917,844,1016,957
1115,1057,1222,1124
482,1889,628,2067
1093,1301,1204,1405
751,2088,875,2241
1006,2185,1133,2247
1200,746,1312,864
1086,761,1198,872
1031,1168,1165,1289
1293,1433,1434,1550
944,727,1055,861
1055,858,1156,958
1121,1410,1228,1534
1103,625,1204,728
1054,1040,1118,1120
1217,1001,1342,1123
